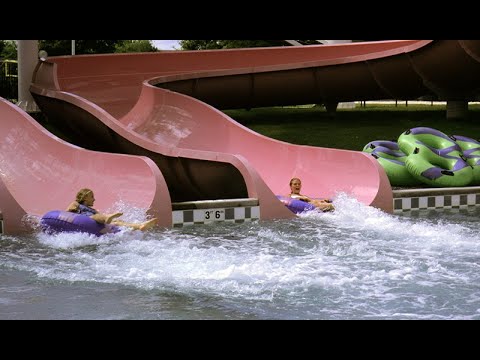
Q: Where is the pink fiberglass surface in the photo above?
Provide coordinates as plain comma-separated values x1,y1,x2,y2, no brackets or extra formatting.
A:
0,97,170,234
30,40,480,215
42,40,426,118
123,84,392,211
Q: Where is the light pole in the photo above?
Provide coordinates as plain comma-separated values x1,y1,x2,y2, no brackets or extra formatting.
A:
72,40,75,55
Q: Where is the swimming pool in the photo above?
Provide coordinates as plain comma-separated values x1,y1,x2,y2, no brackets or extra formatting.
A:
1,193,479,319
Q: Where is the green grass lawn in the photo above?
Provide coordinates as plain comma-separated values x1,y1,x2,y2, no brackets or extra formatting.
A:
224,104,480,151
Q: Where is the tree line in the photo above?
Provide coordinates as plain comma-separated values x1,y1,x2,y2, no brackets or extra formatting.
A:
0,40,157,60
179,40,365,50
1,40,368,60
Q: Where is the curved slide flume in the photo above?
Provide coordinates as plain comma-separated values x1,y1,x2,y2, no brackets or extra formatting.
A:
29,40,480,216
30,62,295,220
30,60,389,217
0,97,170,235
124,83,393,212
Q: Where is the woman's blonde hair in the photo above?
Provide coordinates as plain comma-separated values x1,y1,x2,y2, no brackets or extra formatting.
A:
75,188,93,204
289,177,301,186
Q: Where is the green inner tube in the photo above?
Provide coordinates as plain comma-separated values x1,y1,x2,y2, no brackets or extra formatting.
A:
376,156,422,187
454,136,480,185
404,143,473,187
365,145,421,187
398,128,473,187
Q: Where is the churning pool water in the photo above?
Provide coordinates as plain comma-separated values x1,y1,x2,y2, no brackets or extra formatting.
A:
1,193,480,320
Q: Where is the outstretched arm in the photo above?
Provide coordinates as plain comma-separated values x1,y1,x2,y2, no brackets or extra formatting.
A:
289,194,311,202
290,194,335,211
310,199,335,212
291,194,331,204
91,212,123,224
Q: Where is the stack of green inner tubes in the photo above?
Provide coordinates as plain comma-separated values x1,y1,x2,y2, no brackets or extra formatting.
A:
364,127,480,188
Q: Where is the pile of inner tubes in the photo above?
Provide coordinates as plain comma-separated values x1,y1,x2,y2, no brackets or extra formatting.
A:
363,127,480,187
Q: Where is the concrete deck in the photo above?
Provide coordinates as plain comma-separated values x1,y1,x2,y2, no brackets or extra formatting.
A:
171,187,480,226
393,186,480,213
172,198,260,227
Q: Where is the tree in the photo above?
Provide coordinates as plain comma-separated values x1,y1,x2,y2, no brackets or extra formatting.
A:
179,40,372,51
115,40,157,53
298,40,323,45
0,40,17,60
179,40,287,50
38,40,159,56
39,40,128,56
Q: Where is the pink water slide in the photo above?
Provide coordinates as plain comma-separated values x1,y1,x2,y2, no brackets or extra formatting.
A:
0,97,170,234
27,40,480,223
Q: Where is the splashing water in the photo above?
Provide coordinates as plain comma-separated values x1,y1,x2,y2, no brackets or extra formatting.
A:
2,194,480,319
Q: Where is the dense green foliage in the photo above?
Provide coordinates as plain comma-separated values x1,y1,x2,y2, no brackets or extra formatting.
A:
0,40,17,59
39,40,121,56
179,40,289,50
0,40,157,59
179,40,370,50
37,40,156,56
114,40,157,53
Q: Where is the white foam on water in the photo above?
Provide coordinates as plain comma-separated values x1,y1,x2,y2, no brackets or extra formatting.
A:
3,194,480,319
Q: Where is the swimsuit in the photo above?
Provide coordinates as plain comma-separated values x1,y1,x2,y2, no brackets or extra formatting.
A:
77,204,98,216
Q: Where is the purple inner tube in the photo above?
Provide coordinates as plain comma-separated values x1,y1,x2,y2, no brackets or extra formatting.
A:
40,210,121,236
276,195,317,214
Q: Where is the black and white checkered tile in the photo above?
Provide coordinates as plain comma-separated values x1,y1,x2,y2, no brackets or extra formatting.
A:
172,206,260,227
394,193,480,213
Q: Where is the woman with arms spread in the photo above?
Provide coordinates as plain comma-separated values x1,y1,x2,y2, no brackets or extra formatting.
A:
288,178,335,212
67,188,158,231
